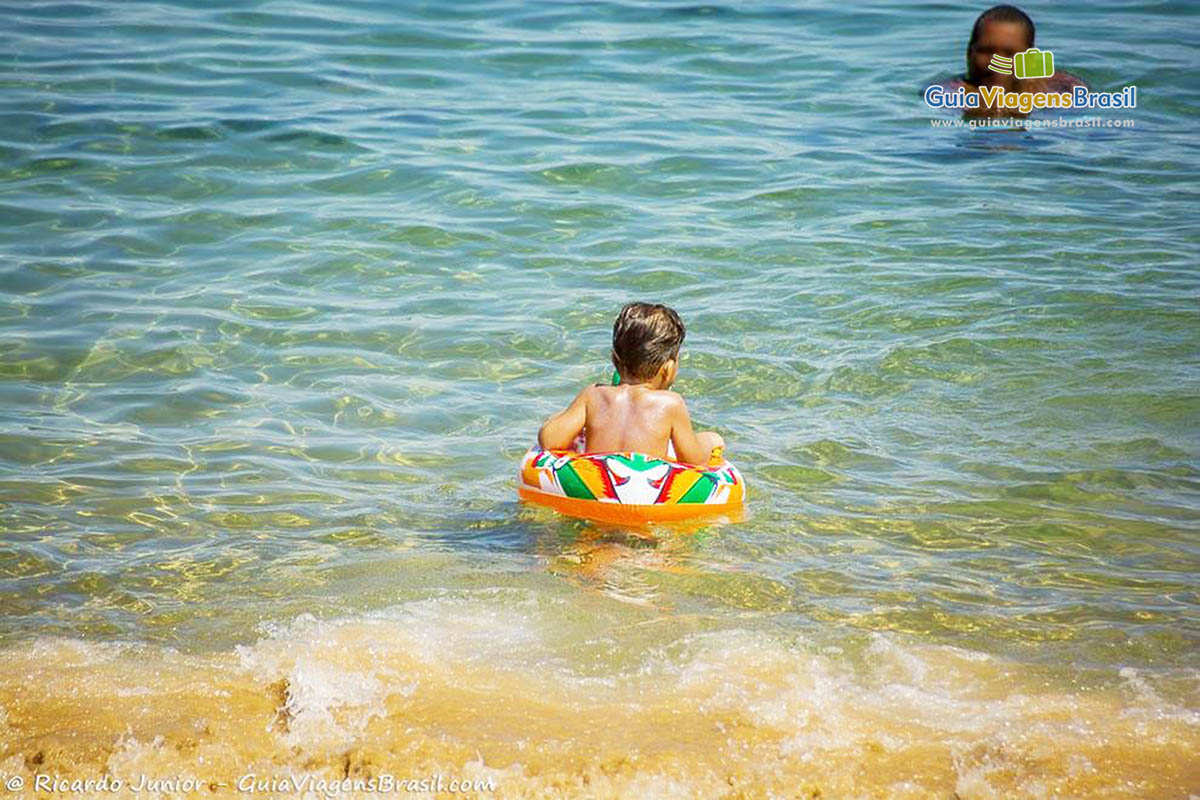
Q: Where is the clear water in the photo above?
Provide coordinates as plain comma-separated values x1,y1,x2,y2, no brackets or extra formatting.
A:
1,1,1197,796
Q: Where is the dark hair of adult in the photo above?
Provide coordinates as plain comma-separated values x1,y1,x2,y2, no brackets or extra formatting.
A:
969,5,1035,50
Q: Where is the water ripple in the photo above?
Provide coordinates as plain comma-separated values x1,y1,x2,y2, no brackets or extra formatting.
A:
0,0,1196,683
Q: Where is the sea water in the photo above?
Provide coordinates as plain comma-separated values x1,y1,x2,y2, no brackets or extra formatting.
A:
0,0,1197,797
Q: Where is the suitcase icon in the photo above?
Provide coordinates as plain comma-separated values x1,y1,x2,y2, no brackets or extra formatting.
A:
1014,48,1054,79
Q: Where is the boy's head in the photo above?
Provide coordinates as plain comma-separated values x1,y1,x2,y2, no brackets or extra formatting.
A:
966,5,1035,86
611,302,686,385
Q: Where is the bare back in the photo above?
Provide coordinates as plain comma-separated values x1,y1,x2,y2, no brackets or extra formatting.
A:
538,379,721,466
582,384,675,457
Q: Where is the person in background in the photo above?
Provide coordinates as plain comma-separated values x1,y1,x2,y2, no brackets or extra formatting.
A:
936,5,1087,116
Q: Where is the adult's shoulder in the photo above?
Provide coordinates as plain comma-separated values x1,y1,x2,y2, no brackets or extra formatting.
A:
927,75,970,92
1048,71,1088,91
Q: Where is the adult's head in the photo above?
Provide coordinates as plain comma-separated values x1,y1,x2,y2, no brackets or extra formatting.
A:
966,5,1035,86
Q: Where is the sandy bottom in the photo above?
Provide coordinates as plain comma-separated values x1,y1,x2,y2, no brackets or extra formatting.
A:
1,592,1196,799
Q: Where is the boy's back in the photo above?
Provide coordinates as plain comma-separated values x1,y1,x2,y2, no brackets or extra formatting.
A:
579,383,680,458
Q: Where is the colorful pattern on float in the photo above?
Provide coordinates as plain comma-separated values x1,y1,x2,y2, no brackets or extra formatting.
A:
518,444,746,523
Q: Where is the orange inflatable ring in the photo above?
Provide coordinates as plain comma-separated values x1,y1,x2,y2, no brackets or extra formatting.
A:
517,443,746,525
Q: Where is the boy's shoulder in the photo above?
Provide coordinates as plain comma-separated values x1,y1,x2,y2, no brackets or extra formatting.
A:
587,384,687,406
635,387,688,413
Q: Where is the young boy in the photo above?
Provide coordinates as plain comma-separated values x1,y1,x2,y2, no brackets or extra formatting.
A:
537,302,725,466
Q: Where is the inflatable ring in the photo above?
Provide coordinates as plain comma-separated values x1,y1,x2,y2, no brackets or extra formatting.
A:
517,444,746,525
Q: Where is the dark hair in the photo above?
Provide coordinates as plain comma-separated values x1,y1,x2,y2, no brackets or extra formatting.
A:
611,302,686,382
968,5,1035,50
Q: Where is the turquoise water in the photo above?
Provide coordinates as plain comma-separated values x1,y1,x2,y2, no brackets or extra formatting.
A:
1,1,1197,795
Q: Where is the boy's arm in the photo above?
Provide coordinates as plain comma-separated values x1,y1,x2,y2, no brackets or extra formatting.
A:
537,386,591,450
668,395,724,466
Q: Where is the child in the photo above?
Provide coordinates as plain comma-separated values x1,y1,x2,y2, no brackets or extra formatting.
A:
537,302,725,466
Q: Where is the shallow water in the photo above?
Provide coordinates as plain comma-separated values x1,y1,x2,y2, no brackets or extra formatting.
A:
1,0,1197,797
